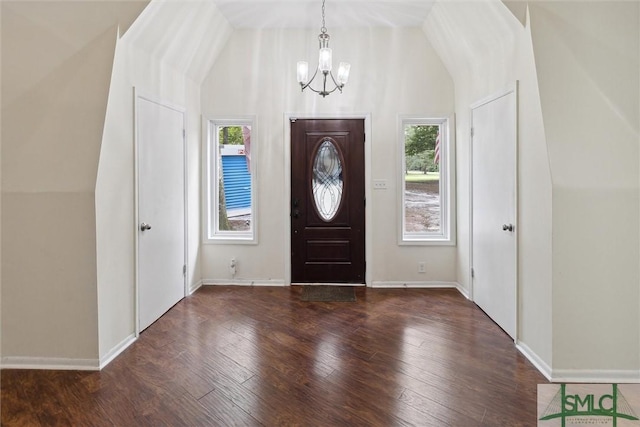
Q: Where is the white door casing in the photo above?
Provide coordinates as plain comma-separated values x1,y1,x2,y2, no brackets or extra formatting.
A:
470,86,518,339
136,94,186,332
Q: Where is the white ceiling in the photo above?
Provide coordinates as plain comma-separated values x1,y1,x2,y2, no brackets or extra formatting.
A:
210,0,436,29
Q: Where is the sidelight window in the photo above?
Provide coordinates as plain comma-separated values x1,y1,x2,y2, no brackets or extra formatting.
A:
204,118,257,243
399,117,454,245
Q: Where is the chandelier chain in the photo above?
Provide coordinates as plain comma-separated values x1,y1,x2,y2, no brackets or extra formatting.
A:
321,0,327,34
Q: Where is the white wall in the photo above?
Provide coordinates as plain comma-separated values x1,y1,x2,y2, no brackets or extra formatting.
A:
425,0,640,380
1,1,4,363
423,0,553,369
2,2,109,361
200,27,456,285
4,0,637,379
96,0,231,361
514,12,554,371
529,1,639,376
0,1,143,365
96,37,137,364
0,0,228,366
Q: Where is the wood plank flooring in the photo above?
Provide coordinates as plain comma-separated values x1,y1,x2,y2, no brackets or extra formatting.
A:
1,286,548,426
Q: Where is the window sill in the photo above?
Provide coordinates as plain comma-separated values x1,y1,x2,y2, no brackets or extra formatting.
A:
398,237,456,247
204,236,258,245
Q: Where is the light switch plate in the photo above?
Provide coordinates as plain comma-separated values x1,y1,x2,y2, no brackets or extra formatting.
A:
373,179,388,190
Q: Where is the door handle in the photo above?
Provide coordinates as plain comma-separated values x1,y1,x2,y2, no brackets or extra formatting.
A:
502,224,514,232
140,222,152,231
292,209,300,219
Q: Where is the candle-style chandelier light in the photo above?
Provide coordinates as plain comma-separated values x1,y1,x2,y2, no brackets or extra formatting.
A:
296,0,351,97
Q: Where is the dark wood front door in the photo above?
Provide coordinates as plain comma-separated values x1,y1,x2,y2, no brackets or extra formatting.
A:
291,119,365,283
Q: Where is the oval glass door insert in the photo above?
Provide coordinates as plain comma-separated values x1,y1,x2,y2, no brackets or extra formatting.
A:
312,139,343,221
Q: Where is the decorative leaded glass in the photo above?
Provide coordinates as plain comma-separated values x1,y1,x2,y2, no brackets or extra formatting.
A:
312,139,343,221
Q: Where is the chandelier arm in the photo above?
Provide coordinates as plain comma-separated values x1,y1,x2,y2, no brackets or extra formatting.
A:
300,70,343,97
303,84,322,95
300,67,321,92
320,72,342,96
327,70,344,92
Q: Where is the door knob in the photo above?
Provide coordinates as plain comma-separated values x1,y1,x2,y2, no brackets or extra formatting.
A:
502,224,514,232
140,222,152,231
292,209,300,219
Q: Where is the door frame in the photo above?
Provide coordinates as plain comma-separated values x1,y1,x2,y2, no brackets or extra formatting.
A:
134,88,189,336
469,82,519,341
284,113,372,286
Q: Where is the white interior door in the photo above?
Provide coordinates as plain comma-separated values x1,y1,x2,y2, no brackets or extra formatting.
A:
137,95,186,332
471,88,517,339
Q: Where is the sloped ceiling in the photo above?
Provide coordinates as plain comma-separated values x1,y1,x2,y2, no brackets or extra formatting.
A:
209,0,524,29
422,0,521,86
122,0,233,84
118,0,526,86
502,1,527,25
211,0,436,29
1,0,148,107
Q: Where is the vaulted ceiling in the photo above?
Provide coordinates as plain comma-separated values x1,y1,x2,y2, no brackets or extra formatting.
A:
210,0,437,29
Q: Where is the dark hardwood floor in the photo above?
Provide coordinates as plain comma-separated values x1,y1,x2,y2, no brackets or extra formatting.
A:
1,286,547,426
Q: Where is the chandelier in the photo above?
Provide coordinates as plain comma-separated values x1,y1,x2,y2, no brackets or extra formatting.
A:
296,0,351,97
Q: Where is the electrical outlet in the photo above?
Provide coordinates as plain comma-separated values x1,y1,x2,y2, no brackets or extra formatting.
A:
418,261,426,273
230,258,237,276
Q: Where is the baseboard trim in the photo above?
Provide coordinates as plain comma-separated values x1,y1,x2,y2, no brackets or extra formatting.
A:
371,281,459,289
1,356,100,371
189,280,203,295
291,283,365,287
550,369,640,383
516,340,552,381
99,334,136,369
203,279,286,287
370,281,471,301
515,341,640,383
455,283,471,299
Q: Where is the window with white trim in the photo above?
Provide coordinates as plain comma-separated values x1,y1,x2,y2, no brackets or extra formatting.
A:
205,118,256,243
399,117,453,244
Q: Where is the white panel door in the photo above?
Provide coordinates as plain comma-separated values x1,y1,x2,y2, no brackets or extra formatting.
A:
471,89,517,339
137,96,186,332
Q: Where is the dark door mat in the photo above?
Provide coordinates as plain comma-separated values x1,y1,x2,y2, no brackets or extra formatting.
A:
301,285,356,302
